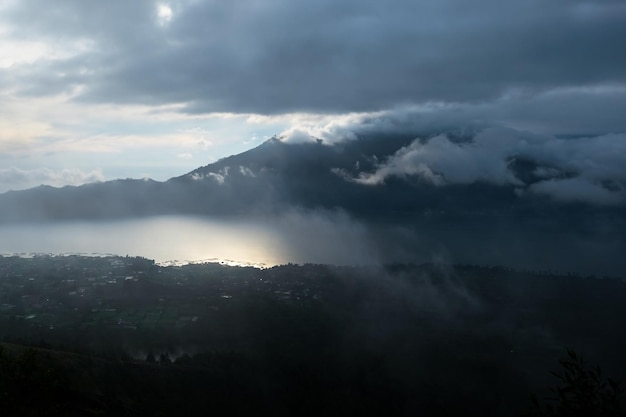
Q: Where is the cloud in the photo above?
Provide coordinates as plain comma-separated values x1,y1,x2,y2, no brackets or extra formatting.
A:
156,3,173,27
273,107,487,145
330,125,626,205
526,177,624,206
239,166,256,177
0,167,105,193
190,167,230,185
1,0,625,130
269,108,626,206
1,0,625,193
278,128,322,144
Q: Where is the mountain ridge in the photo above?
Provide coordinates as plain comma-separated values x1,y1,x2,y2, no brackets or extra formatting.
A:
0,129,624,223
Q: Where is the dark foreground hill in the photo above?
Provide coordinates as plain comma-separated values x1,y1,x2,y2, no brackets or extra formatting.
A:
2,255,626,416
0,341,283,416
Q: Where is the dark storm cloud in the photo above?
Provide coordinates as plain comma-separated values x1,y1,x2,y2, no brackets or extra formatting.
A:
3,0,626,125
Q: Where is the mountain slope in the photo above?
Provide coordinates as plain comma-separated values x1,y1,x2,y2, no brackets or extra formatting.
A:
0,129,624,223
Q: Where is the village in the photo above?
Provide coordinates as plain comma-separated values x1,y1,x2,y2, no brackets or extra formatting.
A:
0,254,338,346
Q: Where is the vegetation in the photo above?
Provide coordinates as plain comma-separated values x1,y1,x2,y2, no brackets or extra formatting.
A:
0,255,625,416
527,350,625,417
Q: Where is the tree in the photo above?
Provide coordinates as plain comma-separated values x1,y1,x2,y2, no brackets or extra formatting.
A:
526,349,625,417
145,351,156,363
159,351,172,364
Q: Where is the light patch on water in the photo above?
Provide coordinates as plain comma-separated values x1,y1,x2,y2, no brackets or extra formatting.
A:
0,211,379,267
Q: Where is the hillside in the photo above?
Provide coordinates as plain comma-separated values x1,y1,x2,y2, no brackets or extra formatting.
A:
2,255,626,416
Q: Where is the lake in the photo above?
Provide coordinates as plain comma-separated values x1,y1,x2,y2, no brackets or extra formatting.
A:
0,212,380,267
0,211,624,275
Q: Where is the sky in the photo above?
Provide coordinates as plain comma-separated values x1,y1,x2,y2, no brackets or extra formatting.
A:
1,0,625,193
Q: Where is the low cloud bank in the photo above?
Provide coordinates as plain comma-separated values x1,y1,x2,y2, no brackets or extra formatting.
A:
276,107,486,145
351,127,625,205
277,109,626,206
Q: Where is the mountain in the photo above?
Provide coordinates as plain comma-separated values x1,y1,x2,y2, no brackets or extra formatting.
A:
1,127,625,273
0,129,623,223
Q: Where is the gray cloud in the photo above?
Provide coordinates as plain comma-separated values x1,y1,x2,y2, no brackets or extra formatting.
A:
2,0,626,131
338,127,626,205
526,177,624,206
274,108,626,206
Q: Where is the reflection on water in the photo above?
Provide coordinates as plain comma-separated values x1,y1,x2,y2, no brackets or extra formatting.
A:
0,216,283,267
0,213,379,267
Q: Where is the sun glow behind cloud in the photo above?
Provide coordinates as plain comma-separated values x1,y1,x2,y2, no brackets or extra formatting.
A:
156,3,173,26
